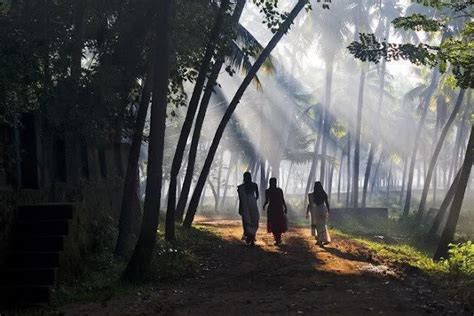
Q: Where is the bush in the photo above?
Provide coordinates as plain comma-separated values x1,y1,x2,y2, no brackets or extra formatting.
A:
443,241,474,275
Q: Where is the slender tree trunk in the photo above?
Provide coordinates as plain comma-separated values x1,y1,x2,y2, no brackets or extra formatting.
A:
175,0,246,222
123,0,173,281
328,162,335,201
284,161,293,194
416,89,465,221
352,65,367,208
183,0,308,228
362,143,375,207
386,161,392,202
345,131,352,207
370,150,384,202
319,59,334,185
434,125,473,260
452,90,471,182
337,150,344,203
165,0,230,241
115,70,153,258
207,179,219,214
305,109,323,207
426,167,461,240
214,151,224,213
399,155,408,206
403,70,440,217
221,151,236,209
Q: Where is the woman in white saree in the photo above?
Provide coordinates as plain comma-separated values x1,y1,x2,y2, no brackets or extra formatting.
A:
306,181,331,246
238,172,259,245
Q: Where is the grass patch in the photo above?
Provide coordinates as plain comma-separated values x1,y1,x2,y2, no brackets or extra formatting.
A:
333,229,474,306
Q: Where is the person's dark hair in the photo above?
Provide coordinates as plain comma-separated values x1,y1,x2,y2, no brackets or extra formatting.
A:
313,181,328,205
243,172,254,193
243,172,252,183
269,177,277,188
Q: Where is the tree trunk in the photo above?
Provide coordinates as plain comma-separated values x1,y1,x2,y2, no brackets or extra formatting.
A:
328,162,335,201
319,59,334,185
304,108,323,208
399,155,408,206
208,179,219,214
345,131,352,207
165,0,230,241
433,125,473,260
221,151,236,209
452,90,471,184
416,89,465,221
352,65,367,208
337,150,344,203
175,0,245,223
122,0,172,281
362,143,375,207
403,70,440,217
386,161,392,202
426,167,461,241
284,161,293,194
214,151,224,213
370,149,384,202
114,69,153,258
183,0,308,228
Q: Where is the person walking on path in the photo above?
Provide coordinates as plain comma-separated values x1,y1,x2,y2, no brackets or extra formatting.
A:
306,181,331,246
237,172,259,245
263,177,288,245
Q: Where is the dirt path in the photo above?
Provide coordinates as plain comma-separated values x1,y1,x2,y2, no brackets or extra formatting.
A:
63,220,470,315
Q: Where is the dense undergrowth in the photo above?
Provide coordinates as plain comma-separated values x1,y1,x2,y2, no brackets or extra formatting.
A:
49,223,222,309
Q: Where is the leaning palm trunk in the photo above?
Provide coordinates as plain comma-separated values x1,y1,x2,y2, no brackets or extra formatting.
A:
416,89,465,222
165,0,231,241
433,125,473,260
183,0,309,228
123,0,173,281
175,0,246,223
403,69,440,218
114,70,153,258
451,90,472,184
426,167,461,241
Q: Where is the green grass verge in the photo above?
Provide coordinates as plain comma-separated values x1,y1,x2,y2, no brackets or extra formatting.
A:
332,229,474,306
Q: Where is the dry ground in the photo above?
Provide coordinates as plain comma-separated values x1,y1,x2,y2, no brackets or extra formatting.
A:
62,219,471,315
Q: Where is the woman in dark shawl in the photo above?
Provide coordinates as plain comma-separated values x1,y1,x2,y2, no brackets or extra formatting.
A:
306,181,331,245
237,172,259,245
263,177,288,245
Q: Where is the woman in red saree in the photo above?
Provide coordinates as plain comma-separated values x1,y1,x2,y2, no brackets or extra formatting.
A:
263,178,288,245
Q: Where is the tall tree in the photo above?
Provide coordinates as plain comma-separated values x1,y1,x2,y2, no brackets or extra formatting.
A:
123,0,173,281
175,0,246,222
403,70,439,217
114,69,153,258
416,88,465,221
434,125,473,260
165,0,231,241
183,0,311,228
352,63,368,207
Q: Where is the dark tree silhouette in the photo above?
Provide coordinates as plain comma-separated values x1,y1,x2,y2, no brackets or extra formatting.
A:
434,125,473,260
183,0,310,228
123,0,173,281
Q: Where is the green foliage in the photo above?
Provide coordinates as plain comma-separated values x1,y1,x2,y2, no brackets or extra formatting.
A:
443,241,474,275
392,14,443,32
348,4,474,89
